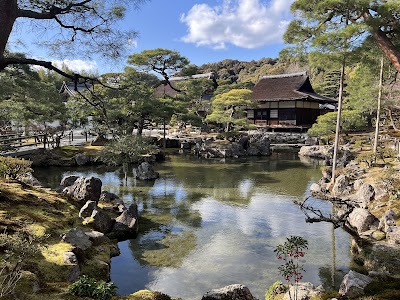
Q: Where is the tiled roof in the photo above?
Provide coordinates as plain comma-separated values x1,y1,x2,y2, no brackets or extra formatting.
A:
252,72,336,104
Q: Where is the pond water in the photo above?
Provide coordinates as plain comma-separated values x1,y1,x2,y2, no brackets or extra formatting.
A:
34,152,352,300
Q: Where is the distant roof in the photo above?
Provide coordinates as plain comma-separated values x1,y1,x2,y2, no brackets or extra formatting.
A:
252,72,336,104
59,81,92,96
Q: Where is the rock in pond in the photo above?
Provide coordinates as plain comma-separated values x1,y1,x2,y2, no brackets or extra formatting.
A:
202,284,256,300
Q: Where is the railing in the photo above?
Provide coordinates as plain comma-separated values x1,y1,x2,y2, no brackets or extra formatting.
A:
0,133,47,150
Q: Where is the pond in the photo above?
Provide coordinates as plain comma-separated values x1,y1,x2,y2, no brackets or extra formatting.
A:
34,151,352,300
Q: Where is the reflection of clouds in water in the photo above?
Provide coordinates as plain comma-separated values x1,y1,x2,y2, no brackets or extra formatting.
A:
238,179,255,198
149,178,187,202
147,194,351,300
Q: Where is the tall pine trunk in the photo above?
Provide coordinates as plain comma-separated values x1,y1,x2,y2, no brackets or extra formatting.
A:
373,29,400,73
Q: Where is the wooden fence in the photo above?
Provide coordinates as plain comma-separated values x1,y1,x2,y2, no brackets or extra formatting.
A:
0,133,48,150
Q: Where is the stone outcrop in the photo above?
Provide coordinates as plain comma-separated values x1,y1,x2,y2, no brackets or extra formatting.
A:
62,227,92,251
135,162,159,180
348,208,378,234
339,270,372,298
202,284,256,300
62,176,102,203
79,200,97,218
99,191,126,212
110,204,139,240
283,282,324,300
90,209,114,234
75,153,92,166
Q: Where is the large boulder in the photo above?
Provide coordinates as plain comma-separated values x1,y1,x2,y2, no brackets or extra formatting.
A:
79,200,97,218
332,174,351,197
339,270,372,298
378,209,396,233
298,145,331,159
352,183,375,208
111,204,139,240
63,176,102,203
99,191,126,212
283,282,324,300
386,226,400,245
85,231,108,246
364,242,400,276
75,153,92,166
62,227,92,251
58,175,79,192
202,284,256,300
135,162,159,180
348,208,378,234
90,209,114,234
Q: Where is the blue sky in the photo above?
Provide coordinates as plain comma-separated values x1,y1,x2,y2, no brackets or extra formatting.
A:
9,0,295,74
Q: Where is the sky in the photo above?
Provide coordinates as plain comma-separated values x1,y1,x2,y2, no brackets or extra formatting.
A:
9,0,295,74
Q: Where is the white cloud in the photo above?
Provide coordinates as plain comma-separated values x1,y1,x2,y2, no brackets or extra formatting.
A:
180,0,294,49
52,59,98,74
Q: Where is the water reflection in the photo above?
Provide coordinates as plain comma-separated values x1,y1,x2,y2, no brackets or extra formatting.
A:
33,152,351,300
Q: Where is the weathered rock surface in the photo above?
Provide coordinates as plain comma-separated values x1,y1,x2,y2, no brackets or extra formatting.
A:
85,231,107,246
332,174,351,197
17,172,42,187
364,242,400,275
111,204,139,240
283,282,324,300
378,209,396,233
75,153,92,166
79,200,97,218
58,175,79,192
352,183,375,208
339,270,372,298
348,208,378,234
62,227,92,251
135,162,159,180
90,209,114,234
99,191,126,212
202,284,256,300
298,145,331,159
62,176,102,203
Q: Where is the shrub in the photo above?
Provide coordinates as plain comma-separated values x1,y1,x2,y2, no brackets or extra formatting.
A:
69,275,117,300
274,236,308,300
0,232,40,298
0,156,32,179
99,135,158,166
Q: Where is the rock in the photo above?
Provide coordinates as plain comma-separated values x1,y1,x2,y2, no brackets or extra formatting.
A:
202,284,256,300
67,265,80,282
111,204,139,240
91,209,114,234
386,226,400,245
62,227,92,251
135,162,159,180
75,153,91,166
63,251,78,264
353,183,375,208
110,243,121,257
353,179,364,191
378,209,396,233
99,191,125,211
298,145,331,159
339,270,372,298
310,183,321,195
63,176,102,203
371,230,386,241
283,282,324,300
58,175,79,192
17,172,42,187
79,200,97,219
85,231,107,246
365,242,400,275
332,174,350,196
348,208,378,234
246,146,260,156
91,135,109,146
239,136,250,149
